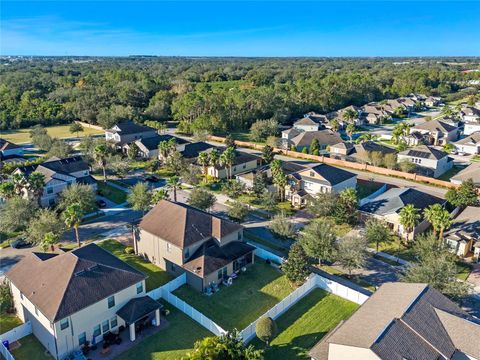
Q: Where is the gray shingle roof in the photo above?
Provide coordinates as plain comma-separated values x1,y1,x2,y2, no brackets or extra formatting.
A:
116,296,162,324
137,134,188,151
109,121,156,135
399,145,448,160
16,156,89,177
299,163,357,187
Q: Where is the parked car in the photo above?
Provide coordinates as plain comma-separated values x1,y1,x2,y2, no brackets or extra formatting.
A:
96,199,107,208
10,238,30,249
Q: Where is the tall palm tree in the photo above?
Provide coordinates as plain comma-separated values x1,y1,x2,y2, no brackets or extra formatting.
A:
168,175,181,202
346,123,356,142
27,172,45,206
357,133,373,143
64,203,83,248
437,209,453,241
273,171,287,201
94,144,109,182
12,173,27,195
423,203,443,238
208,149,220,168
220,147,236,180
197,152,210,182
158,140,171,160
343,108,357,124
330,119,340,132
399,204,420,241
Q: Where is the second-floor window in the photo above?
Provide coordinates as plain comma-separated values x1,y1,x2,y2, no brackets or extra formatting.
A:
166,243,172,253
136,282,143,294
60,318,69,330
108,296,115,309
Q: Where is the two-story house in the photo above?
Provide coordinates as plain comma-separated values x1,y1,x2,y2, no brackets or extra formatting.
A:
453,132,480,155
135,200,255,292
5,244,159,360
444,206,480,261
285,164,357,207
361,104,391,124
105,121,158,146
409,120,458,146
397,145,453,178
424,96,441,107
0,138,24,160
13,156,96,207
451,162,480,187
462,106,480,135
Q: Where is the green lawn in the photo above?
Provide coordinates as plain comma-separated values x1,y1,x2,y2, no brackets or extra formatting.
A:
96,181,128,204
252,289,359,359
10,334,53,360
456,261,473,281
369,236,417,262
319,265,376,292
173,259,295,330
0,313,22,333
437,166,465,181
115,300,212,360
356,181,384,199
98,239,173,291
1,124,103,144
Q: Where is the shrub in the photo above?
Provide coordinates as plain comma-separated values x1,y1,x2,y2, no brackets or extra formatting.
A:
0,280,13,314
256,317,277,346
124,246,135,254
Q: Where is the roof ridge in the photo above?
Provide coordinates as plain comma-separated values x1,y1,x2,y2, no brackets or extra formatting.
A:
52,254,80,321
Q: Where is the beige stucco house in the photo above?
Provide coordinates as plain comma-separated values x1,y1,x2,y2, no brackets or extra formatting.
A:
135,200,255,292
410,120,458,146
5,243,160,360
205,150,261,179
444,206,480,261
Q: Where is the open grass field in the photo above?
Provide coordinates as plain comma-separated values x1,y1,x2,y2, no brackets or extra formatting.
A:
252,288,359,359
98,239,173,291
10,334,54,360
173,259,295,330
0,313,22,333
115,300,212,360
1,124,103,144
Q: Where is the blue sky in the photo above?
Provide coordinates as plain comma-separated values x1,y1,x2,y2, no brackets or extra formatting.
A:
1,1,479,56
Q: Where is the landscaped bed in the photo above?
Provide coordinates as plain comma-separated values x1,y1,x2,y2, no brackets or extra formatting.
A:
252,288,359,359
173,259,295,330
98,239,173,291
115,300,212,360
0,313,22,333
10,334,53,359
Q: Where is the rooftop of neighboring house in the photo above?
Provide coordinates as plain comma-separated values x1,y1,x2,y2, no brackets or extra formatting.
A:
444,206,480,243
359,187,445,216
330,142,355,152
0,138,22,151
412,119,458,133
107,121,157,135
282,128,302,137
182,239,255,278
291,130,343,148
180,141,216,158
451,162,480,186
236,161,309,181
293,116,320,126
135,134,188,151
462,106,480,117
6,243,146,322
354,141,397,155
211,149,260,169
398,145,449,160
454,132,480,146
309,282,480,360
292,163,357,187
139,200,243,249
16,156,90,178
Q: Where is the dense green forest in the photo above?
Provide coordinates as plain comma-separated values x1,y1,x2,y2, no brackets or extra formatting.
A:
1,57,479,132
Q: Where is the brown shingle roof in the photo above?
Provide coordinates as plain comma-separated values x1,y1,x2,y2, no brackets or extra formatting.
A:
139,200,243,248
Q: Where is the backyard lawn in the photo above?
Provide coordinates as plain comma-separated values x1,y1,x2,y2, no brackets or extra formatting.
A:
0,313,22,333
1,124,103,144
115,300,212,360
10,334,53,360
173,259,295,330
369,236,417,262
98,239,172,290
252,288,359,359
96,181,128,204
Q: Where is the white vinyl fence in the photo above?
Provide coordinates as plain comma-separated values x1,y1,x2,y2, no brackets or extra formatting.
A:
146,272,187,300
0,321,32,344
0,344,15,360
315,274,370,305
250,243,284,264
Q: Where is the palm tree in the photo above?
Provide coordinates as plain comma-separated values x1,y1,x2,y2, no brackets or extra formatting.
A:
357,133,373,143
399,204,420,241
168,176,181,202
346,123,356,142
273,171,287,201
27,172,45,205
343,108,357,124
423,203,442,238
208,149,220,168
64,203,83,248
330,119,340,132
437,209,453,241
158,140,171,160
12,173,27,195
197,152,210,182
94,144,109,182
41,231,59,252
220,147,236,180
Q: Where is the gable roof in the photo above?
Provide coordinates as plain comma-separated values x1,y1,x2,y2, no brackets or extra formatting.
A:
136,134,188,151
212,150,260,169
413,119,457,133
180,142,215,158
6,243,146,322
116,296,162,324
139,200,243,248
298,163,357,186
354,141,397,155
454,132,480,146
444,206,480,242
0,138,21,151
310,282,480,360
108,121,156,135
399,145,448,160
451,162,480,185
359,187,444,216
294,117,318,126
291,130,343,148
16,156,89,177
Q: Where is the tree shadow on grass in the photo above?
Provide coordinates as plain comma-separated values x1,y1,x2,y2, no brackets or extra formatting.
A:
262,331,328,360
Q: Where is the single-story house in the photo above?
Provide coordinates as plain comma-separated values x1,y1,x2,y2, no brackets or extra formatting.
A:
309,282,480,360
0,138,24,159
397,145,453,178
453,132,480,155
359,187,446,239
329,142,355,157
289,130,343,153
205,150,261,180
351,141,397,163
450,162,480,187
5,244,156,360
130,134,189,159
14,156,97,207
105,121,158,146
180,142,216,160
135,200,255,292
410,120,458,146
327,105,364,126
444,206,480,261
285,163,357,207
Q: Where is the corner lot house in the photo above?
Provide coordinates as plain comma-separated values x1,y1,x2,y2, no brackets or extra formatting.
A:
14,156,96,207
359,187,445,239
205,150,261,179
445,206,480,261
5,244,160,360
309,282,480,360
135,200,255,292
453,132,480,154
0,138,24,159
410,120,458,146
131,134,189,159
450,162,480,187
397,145,452,178
105,121,158,145
285,164,357,207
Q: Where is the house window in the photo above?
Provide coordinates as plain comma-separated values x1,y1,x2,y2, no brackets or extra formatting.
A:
46,187,53,194
102,320,110,333
60,318,69,330
93,325,101,337
78,332,86,346
136,282,143,294
166,243,172,253
107,296,115,309
217,269,223,280
110,316,118,329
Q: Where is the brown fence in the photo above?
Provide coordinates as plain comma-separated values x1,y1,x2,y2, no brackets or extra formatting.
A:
208,135,458,189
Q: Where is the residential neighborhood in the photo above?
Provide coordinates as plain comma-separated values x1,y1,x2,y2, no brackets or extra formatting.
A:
1,5,480,359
